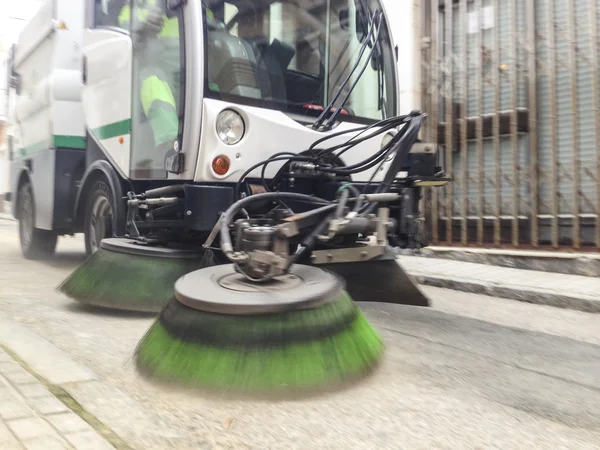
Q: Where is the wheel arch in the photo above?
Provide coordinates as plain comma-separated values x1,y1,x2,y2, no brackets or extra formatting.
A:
74,160,127,237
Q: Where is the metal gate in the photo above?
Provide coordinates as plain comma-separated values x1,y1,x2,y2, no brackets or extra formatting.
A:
420,0,600,250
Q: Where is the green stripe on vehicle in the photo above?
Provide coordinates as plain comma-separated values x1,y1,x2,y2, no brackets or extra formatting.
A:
19,139,51,157
91,119,132,140
18,134,87,157
53,135,86,149
17,119,130,157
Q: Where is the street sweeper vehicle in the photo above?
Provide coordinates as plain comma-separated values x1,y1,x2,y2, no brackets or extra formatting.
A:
8,0,450,393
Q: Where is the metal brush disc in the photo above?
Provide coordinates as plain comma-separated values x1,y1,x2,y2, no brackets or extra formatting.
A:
100,238,204,259
174,264,344,315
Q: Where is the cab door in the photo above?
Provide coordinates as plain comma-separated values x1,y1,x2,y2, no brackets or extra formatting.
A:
127,0,202,181
127,0,186,180
82,0,133,177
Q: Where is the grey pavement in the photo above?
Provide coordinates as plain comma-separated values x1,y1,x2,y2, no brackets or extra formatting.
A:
398,254,600,313
0,201,12,221
1,221,600,448
0,348,114,450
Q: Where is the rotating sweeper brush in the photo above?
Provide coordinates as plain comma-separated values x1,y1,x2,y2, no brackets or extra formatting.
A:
57,238,217,313
57,185,222,313
134,111,449,394
133,191,389,394
134,264,383,394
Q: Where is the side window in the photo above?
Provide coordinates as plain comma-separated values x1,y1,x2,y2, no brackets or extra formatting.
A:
94,0,130,32
130,1,185,179
223,3,239,36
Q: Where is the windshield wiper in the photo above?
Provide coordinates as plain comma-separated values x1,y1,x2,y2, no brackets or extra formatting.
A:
316,10,383,131
312,9,381,131
374,30,387,120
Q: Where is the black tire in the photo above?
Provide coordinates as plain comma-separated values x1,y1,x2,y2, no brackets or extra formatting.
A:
83,177,114,257
18,181,58,260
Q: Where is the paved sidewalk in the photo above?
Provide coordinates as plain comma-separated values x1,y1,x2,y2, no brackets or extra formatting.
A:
0,348,114,450
0,317,190,449
398,255,600,313
0,349,114,450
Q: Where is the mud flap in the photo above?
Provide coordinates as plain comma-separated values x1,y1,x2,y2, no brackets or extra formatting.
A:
315,247,431,307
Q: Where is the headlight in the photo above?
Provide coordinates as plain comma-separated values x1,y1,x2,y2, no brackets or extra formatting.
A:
216,109,245,145
381,131,397,161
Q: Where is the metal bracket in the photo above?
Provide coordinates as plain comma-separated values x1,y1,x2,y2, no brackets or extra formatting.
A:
165,145,185,175
409,142,436,155
125,192,141,238
312,206,390,264
203,212,225,249
311,242,384,265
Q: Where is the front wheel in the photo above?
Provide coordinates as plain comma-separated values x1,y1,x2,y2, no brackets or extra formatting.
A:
18,181,58,260
83,178,114,257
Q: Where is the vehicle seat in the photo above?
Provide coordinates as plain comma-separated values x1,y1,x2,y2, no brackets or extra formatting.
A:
250,38,296,104
207,30,262,99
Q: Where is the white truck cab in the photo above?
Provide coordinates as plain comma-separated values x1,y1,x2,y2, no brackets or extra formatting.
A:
7,0,447,260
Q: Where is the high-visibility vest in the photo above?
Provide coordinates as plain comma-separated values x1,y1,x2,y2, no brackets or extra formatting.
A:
118,0,179,38
140,73,178,146
118,1,181,146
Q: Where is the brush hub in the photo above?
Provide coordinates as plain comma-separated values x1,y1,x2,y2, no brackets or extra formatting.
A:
100,238,204,259
218,272,304,292
174,264,344,315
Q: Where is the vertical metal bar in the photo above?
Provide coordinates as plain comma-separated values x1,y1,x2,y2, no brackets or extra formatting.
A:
431,0,440,243
492,0,501,245
590,0,600,248
510,0,519,247
546,0,559,247
460,0,468,245
417,0,428,243
445,0,454,243
324,0,331,105
527,0,538,247
567,0,580,248
476,0,484,245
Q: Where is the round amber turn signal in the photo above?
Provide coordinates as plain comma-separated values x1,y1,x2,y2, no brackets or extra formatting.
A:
212,155,230,176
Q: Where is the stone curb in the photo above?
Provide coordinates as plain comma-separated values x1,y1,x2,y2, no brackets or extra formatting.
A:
419,247,600,278
408,272,600,314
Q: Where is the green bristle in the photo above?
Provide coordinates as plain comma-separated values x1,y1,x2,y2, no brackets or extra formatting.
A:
134,291,384,393
57,249,216,312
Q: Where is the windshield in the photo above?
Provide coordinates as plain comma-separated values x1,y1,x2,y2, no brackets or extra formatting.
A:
202,0,397,124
